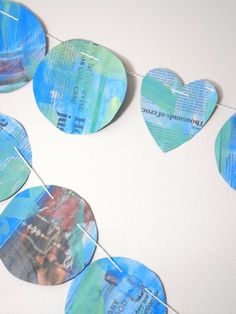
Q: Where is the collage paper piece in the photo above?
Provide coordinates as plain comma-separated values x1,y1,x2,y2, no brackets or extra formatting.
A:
141,68,218,152
0,185,98,285
66,257,167,314
0,113,32,201
33,39,127,134
215,113,236,190
0,1,46,92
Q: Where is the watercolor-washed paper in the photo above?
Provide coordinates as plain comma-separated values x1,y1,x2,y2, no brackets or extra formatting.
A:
0,186,98,285
141,68,218,152
0,113,32,201
215,113,236,190
0,1,46,92
66,257,167,314
33,40,127,134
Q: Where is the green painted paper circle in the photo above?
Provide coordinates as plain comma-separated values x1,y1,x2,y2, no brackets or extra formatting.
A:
33,39,127,134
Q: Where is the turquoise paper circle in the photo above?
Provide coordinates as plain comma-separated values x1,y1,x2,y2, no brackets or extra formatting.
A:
0,113,32,201
33,40,127,134
65,257,167,314
0,1,46,92
215,113,236,190
141,68,218,152
0,185,98,285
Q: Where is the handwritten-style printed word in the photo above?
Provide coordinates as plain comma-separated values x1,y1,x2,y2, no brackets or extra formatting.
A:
142,108,204,127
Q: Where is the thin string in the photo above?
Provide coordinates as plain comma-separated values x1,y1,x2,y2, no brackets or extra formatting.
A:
0,10,18,21
0,11,225,312
9,150,179,313
47,32,236,113
9,130,180,313
76,223,123,273
0,10,235,112
13,147,180,313
14,147,54,200
77,223,180,314
0,127,54,199
216,103,236,112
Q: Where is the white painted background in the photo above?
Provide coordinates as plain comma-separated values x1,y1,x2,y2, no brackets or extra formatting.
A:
0,1,236,313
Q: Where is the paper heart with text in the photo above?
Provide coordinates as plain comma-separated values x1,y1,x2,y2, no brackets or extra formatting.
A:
141,68,218,152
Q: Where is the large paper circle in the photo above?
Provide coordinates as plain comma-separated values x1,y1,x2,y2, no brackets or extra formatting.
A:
141,68,218,152
33,39,127,134
0,1,46,92
65,257,167,314
0,185,98,285
0,113,32,201
215,113,236,190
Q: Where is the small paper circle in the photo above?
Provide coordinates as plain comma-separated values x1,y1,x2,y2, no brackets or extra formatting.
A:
0,1,46,92
0,113,32,201
65,257,167,314
33,39,127,134
0,185,98,285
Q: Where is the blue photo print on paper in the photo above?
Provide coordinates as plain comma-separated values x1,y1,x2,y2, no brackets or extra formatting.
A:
66,257,167,314
141,68,218,152
0,113,32,201
0,185,98,285
33,39,127,134
0,1,46,92
215,113,236,190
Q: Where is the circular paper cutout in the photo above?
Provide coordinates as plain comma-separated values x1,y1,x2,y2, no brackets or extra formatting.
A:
33,39,127,134
0,1,46,92
0,185,98,285
215,113,236,190
65,257,167,314
0,113,32,201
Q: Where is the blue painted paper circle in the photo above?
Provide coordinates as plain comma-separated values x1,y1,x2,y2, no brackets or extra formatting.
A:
141,68,218,152
0,185,98,285
0,113,32,201
65,257,167,314
215,113,236,190
0,1,46,92
33,39,127,134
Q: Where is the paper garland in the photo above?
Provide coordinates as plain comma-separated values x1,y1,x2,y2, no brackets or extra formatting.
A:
215,113,236,190
0,185,98,285
0,113,32,201
0,1,46,92
65,257,167,314
0,2,235,313
141,68,218,152
33,39,127,134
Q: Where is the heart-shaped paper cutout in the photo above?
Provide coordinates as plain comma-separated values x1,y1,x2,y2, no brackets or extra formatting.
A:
141,68,218,152
215,113,236,190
